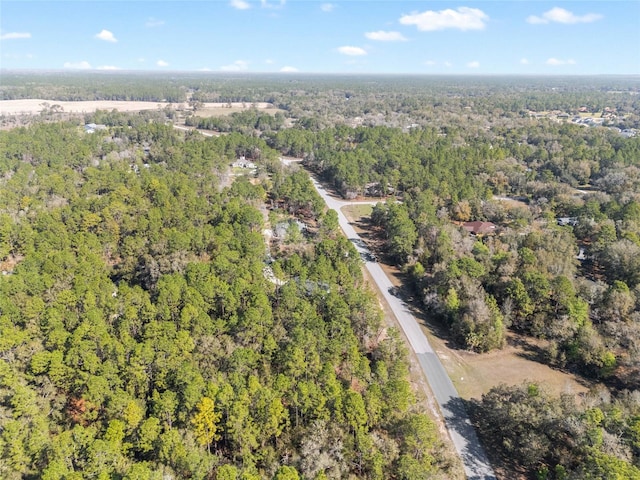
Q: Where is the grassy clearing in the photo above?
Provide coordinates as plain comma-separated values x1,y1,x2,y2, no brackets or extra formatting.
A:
376,262,593,402
193,105,286,117
434,332,592,401
578,111,602,118
340,203,373,222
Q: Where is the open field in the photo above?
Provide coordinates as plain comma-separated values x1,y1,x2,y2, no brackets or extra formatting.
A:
0,99,276,116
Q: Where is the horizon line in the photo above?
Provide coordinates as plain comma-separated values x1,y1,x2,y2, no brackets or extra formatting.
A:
2,69,640,77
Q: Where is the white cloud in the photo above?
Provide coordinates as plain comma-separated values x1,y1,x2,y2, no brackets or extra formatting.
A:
145,17,165,27
320,3,335,12
199,67,212,71
261,0,285,9
424,60,437,66
280,66,298,72
230,0,251,10
527,7,602,25
467,60,480,68
265,59,274,64
520,58,530,65
546,57,577,66
400,7,489,32
365,30,407,41
444,61,453,67
221,60,249,71
95,29,117,42
0,32,31,40
337,46,367,56
63,61,92,69
157,59,169,67
97,65,121,70
137,58,146,63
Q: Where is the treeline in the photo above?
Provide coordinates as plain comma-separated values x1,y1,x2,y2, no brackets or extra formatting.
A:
0,120,456,479
3,73,639,129
1,73,186,103
268,121,640,197
302,125,493,200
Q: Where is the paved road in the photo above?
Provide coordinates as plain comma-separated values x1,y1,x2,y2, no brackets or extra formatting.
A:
308,175,496,480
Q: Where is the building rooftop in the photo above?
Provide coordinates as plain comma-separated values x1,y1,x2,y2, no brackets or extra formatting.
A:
461,221,497,235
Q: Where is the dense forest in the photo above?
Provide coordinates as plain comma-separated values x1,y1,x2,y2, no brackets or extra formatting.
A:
285,122,640,383
0,119,456,478
271,120,640,478
2,73,640,479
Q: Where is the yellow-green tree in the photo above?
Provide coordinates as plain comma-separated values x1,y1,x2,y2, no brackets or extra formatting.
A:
191,396,221,453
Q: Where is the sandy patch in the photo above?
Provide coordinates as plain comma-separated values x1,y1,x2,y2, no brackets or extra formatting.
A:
0,99,274,116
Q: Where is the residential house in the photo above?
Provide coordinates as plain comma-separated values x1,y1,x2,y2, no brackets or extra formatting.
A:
461,221,496,235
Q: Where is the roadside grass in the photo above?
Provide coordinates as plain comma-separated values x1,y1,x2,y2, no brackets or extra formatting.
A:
341,203,373,221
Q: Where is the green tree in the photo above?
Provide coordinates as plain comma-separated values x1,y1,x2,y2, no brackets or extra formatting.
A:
217,464,240,480
320,209,340,237
386,203,417,262
273,465,300,480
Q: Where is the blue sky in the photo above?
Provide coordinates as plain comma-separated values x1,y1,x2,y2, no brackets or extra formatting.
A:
1,1,639,74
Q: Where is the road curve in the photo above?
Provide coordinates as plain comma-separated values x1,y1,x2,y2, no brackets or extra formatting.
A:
308,175,496,480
